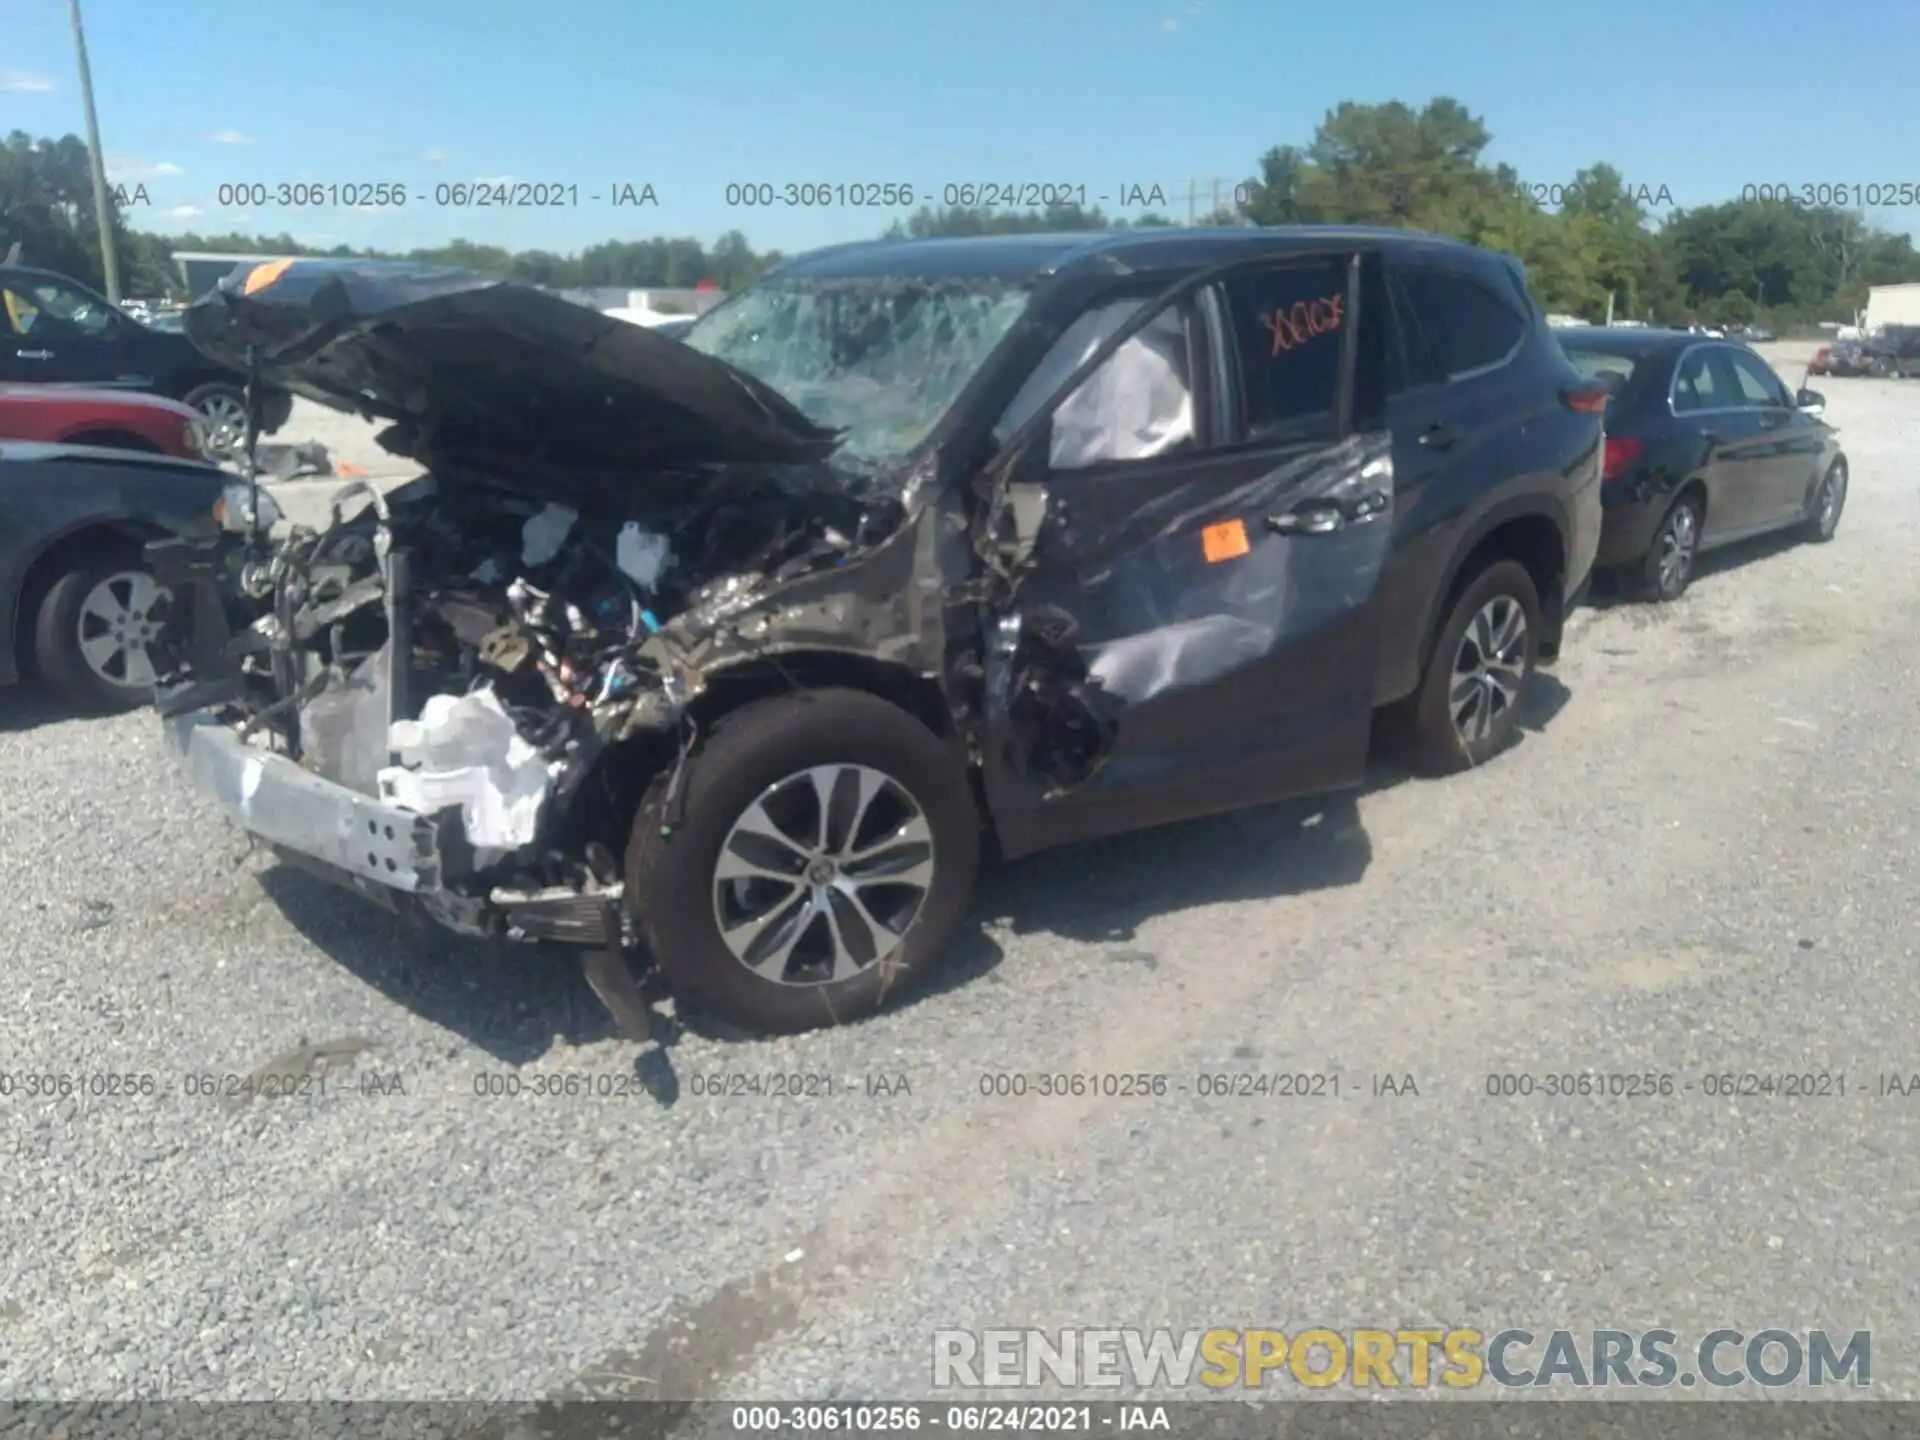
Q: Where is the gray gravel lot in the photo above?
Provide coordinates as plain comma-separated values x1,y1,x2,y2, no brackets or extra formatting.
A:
1,360,1916,1402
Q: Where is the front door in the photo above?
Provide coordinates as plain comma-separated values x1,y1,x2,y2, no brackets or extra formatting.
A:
0,275,145,387
1673,345,1771,540
976,250,1395,858
1719,345,1826,523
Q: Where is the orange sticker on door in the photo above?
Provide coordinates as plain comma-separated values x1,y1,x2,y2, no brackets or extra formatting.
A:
1201,518,1251,563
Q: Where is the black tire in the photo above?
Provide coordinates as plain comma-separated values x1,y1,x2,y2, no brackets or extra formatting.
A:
626,687,981,1036
1799,458,1846,543
33,555,170,714
1396,558,1541,776
182,381,248,456
1622,491,1703,603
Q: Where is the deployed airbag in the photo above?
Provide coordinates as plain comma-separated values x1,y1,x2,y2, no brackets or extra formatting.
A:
378,687,553,860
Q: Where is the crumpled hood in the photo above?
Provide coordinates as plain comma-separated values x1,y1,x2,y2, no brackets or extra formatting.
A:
183,259,839,474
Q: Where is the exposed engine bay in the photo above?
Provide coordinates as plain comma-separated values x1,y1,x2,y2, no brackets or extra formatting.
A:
154,460,913,945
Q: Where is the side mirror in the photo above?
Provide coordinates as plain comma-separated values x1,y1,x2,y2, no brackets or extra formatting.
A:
1796,388,1825,416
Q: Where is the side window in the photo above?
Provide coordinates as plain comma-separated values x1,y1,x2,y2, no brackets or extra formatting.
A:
1672,348,1726,412
1392,266,1527,378
994,296,1199,470
1723,348,1789,408
26,280,117,339
1218,259,1349,441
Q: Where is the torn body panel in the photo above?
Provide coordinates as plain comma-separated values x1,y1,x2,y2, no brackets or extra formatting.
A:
151,438,971,947
978,430,1395,855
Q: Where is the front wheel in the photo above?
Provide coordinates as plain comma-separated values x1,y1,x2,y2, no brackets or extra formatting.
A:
1800,459,1846,543
1394,559,1541,776
626,688,981,1036
182,382,248,457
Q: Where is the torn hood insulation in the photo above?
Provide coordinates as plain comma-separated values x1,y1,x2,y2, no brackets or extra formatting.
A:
183,259,841,474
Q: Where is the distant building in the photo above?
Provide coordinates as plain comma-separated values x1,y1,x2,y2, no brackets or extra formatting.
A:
1863,283,1920,333
599,287,726,328
172,251,300,298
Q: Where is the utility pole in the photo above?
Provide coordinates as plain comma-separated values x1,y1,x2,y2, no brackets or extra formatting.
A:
67,0,121,301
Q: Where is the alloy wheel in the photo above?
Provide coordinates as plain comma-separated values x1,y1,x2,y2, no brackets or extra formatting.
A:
1658,504,1698,595
194,392,248,455
1449,595,1528,746
76,570,170,690
712,764,936,987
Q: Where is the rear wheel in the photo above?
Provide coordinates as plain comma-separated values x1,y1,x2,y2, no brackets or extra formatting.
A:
33,556,171,713
1623,492,1702,603
626,688,980,1035
1395,558,1541,776
1800,458,1846,543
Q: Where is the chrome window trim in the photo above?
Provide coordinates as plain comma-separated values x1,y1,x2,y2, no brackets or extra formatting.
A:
1667,341,1791,418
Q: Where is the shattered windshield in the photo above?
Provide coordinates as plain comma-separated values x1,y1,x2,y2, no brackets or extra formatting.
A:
684,277,1032,466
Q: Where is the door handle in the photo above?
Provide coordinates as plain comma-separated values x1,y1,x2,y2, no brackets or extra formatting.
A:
1418,422,1459,450
16,349,53,360
1267,499,1350,536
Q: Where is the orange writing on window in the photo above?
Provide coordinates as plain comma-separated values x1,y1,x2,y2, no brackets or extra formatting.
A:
1201,518,1251,563
1258,293,1343,357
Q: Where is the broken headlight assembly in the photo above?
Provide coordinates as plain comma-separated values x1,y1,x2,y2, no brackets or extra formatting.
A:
211,479,284,534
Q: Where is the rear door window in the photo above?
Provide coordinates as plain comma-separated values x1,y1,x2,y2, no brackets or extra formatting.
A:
1671,347,1730,412
1392,266,1528,379
1217,258,1351,443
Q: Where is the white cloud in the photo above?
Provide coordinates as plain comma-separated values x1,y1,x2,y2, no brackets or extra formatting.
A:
203,129,252,144
0,70,56,93
106,156,184,180
422,147,451,163
164,205,203,219
473,174,514,186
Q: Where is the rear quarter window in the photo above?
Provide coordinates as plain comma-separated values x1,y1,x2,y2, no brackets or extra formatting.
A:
1394,266,1528,378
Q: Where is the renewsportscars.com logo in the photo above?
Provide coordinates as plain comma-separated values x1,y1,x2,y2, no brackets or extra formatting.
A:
932,1328,1872,1390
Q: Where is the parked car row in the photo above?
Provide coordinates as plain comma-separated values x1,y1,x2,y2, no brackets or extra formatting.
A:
1809,332,1920,379
0,232,1850,1040
2,262,293,454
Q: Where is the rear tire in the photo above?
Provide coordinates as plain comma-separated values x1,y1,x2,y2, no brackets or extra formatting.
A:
626,688,980,1036
1799,459,1846,543
1395,558,1541,776
1622,491,1702,603
33,555,171,714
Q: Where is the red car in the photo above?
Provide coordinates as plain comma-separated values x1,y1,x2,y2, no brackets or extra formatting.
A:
0,384,213,460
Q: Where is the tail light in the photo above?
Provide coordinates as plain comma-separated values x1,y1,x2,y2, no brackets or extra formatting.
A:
1561,383,1610,413
1602,435,1644,483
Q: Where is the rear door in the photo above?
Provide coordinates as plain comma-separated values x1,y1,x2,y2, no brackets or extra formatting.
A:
976,249,1395,857
1669,344,1769,538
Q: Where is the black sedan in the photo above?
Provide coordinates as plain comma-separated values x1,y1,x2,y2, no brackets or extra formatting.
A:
0,441,272,712
1,264,294,454
1556,328,1846,602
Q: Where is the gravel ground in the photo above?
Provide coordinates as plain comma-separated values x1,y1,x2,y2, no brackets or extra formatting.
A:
0,366,1915,1402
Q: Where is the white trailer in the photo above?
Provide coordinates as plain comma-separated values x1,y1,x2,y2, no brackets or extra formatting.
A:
1864,283,1920,332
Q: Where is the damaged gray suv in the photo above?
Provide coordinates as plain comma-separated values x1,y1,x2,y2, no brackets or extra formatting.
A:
152,231,1603,1035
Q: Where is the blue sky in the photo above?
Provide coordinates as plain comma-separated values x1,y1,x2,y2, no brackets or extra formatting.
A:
4,0,1916,260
